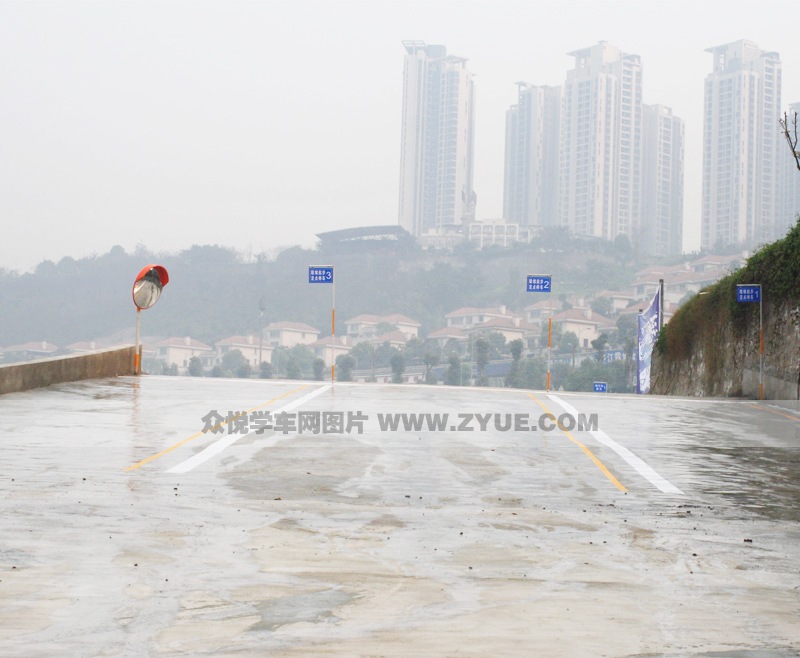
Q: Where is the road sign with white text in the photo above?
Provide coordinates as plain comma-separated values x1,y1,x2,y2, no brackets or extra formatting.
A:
736,284,760,303
526,275,552,292
593,382,608,393
308,266,334,284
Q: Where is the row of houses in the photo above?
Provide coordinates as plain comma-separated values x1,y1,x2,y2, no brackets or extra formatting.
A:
0,302,671,374
2,253,742,374
151,303,633,375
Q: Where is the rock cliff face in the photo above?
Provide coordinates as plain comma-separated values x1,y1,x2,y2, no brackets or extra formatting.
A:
651,297,799,399
651,220,800,400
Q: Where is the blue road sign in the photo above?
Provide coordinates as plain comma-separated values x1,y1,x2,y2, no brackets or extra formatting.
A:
526,275,552,292
308,266,334,284
593,381,608,393
736,284,760,303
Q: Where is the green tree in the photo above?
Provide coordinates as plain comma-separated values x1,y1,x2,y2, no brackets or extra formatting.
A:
423,350,440,384
313,357,326,381
591,334,609,363
221,349,248,377
615,314,637,346
558,330,579,355
613,234,633,262
286,356,302,379
443,338,462,358
288,345,315,377
508,338,524,362
505,338,524,388
623,337,636,392
445,354,461,386
188,356,204,377
335,354,356,381
535,225,572,251
590,296,614,317
486,331,507,358
475,336,490,386
390,353,405,383
259,361,273,379
549,362,572,391
349,342,374,370
520,357,547,390
461,363,472,386
271,346,289,377
374,342,399,369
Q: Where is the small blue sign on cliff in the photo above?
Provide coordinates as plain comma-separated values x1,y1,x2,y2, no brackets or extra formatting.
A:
736,284,760,303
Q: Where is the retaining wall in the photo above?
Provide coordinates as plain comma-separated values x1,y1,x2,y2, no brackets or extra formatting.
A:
0,346,137,395
743,368,800,401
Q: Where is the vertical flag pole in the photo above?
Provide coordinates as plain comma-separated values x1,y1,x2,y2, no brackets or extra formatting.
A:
331,273,336,384
759,284,763,400
636,309,643,394
546,294,552,393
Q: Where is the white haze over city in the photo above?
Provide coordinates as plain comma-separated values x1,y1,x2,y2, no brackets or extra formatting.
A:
2,0,799,272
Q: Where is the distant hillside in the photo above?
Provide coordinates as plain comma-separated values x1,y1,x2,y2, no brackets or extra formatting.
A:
652,219,800,399
0,232,647,349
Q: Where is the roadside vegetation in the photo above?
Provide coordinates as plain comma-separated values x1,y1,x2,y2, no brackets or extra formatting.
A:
657,217,800,363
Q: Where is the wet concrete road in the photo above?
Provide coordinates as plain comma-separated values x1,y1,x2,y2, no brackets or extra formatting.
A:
1,376,799,657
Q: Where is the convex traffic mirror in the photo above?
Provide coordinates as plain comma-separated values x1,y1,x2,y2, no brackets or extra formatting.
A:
132,265,169,310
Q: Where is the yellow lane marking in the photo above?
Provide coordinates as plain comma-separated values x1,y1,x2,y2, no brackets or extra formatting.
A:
749,403,800,423
527,392,627,492
124,384,309,472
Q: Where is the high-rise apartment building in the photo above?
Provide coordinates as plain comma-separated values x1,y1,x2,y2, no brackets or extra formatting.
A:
641,104,685,256
501,41,684,255
559,41,643,242
398,41,476,239
702,40,782,248
503,83,561,226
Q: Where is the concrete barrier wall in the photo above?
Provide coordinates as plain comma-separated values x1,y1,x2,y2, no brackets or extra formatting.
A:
743,368,800,401
0,346,136,395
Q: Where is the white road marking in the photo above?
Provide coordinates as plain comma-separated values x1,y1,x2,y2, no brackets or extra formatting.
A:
548,393,684,495
166,385,332,474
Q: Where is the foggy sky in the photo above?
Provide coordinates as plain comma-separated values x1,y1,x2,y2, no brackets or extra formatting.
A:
2,0,799,272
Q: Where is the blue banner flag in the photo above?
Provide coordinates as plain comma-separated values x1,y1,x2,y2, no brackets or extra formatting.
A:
637,288,661,394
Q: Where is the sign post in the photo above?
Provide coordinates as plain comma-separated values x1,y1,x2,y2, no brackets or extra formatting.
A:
527,274,553,391
131,265,169,375
309,265,335,382
736,284,763,400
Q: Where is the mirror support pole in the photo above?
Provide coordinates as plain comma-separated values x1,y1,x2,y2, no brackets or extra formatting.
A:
135,308,142,375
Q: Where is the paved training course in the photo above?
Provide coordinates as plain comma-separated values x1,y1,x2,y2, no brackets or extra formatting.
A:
2,376,800,657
